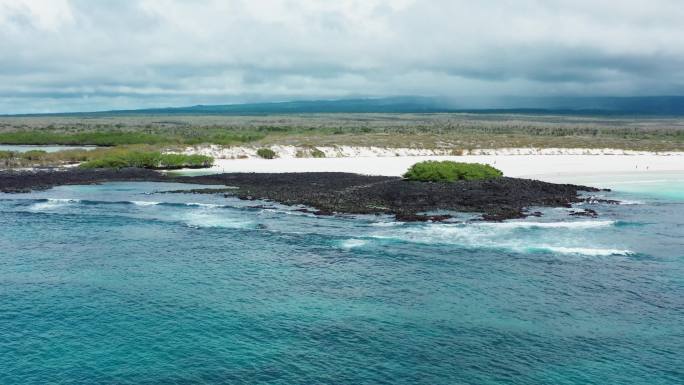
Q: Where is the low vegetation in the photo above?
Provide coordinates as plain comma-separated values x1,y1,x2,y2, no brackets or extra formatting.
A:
403,161,503,182
256,148,277,159
0,130,264,147
0,147,212,170
295,147,326,158
310,147,326,158
80,152,212,169
0,113,682,152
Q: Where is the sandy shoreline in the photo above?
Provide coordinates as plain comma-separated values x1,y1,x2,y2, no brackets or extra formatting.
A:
184,145,683,158
177,146,684,185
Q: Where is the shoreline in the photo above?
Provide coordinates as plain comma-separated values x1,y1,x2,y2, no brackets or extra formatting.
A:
175,148,684,185
0,169,601,221
183,145,684,159
3,145,683,188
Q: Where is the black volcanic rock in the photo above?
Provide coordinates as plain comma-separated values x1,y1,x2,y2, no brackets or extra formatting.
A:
0,168,167,193
175,172,599,220
0,169,600,221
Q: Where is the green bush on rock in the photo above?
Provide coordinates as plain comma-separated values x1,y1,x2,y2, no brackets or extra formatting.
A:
403,161,503,182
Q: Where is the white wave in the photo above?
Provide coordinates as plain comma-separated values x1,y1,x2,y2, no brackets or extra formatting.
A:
369,221,405,227
182,211,252,229
184,202,223,208
49,198,80,203
536,246,632,256
131,201,160,206
617,200,644,205
30,198,80,211
393,221,615,241
259,208,313,216
339,239,369,249
368,221,629,257
480,220,615,229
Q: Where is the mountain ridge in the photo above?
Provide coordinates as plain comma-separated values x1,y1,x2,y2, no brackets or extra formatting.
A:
5,96,684,117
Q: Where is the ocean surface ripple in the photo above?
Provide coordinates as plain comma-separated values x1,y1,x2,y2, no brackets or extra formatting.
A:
1,182,682,384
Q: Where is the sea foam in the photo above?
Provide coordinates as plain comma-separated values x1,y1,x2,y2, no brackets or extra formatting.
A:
181,211,253,229
368,220,627,256
533,246,633,256
131,201,161,206
480,220,616,229
30,198,80,211
339,239,369,249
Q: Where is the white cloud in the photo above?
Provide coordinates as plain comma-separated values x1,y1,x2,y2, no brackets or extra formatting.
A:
0,0,683,112
0,0,73,30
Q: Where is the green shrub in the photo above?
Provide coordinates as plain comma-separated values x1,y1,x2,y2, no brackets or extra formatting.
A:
79,151,213,169
158,153,212,168
20,150,48,160
256,148,277,159
79,157,130,169
403,161,503,182
295,147,326,158
310,147,326,158
0,150,14,159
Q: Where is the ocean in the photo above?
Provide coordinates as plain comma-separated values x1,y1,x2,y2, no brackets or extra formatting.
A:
1,175,682,384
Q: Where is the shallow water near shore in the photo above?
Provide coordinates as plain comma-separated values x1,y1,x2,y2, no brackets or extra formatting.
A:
0,144,98,153
1,179,682,384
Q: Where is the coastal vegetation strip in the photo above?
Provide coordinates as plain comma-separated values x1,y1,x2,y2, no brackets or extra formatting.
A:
0,130,264,146
0,146,213,170
79,152,213,170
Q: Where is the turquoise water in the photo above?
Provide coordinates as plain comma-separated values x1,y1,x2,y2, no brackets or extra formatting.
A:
605,178,684,201
548,172,684,202
1,180,682,384
0,144,98,153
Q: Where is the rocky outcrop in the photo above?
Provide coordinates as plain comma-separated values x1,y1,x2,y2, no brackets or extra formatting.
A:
0,168,166,193
0,169,601,221
176,172,600,221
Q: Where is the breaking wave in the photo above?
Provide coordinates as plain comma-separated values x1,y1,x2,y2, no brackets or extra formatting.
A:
29,198,81,211
339,239,369,249
131,201,161,206
530,246,632,256
180,210,254,229
479,220,616,229
366,220,630,256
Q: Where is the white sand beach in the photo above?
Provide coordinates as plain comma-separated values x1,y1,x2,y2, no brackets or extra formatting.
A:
179,146,684,186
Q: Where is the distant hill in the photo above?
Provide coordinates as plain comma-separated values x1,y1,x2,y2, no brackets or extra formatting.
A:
492,96,684,116
6,96,684,116
88,97,452,115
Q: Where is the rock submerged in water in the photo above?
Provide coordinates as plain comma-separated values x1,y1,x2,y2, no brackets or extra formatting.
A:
394,213,453,222
569,208,599,217
0,169,601,221
176,172,600,221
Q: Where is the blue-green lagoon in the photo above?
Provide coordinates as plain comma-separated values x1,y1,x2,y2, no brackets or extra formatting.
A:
1,176,682,384
0,144,98,153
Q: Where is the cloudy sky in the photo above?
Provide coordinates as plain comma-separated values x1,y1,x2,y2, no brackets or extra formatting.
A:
1,0,683,113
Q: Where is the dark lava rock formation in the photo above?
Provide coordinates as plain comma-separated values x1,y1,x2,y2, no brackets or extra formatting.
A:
0,168,167,193
0,169,600,221
176,172,600,221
